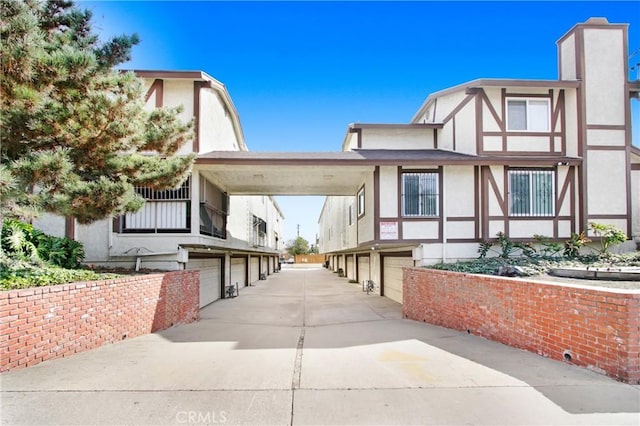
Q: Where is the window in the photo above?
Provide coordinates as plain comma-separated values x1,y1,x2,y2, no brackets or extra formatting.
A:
122,178,191,233
253,215,267,246
357,187,365,217
348,204,353,226
506,98,550,131
402,172,439,217
509,169,554,216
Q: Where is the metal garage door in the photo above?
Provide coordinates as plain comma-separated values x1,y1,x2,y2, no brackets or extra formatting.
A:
382,256,414,304
357,256,370,284
231,257,247,288
186,258,222,308
250,257,260,284
261,257,269,276
346,256,355,280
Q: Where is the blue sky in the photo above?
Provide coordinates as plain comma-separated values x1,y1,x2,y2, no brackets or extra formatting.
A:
81,1,640,245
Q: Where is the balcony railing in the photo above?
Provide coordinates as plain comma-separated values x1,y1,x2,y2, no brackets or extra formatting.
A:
200,203,227,239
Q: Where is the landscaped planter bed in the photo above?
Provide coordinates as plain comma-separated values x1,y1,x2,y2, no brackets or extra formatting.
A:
403,267,640,384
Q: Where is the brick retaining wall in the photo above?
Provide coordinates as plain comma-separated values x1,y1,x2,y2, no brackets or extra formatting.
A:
403,268,640,384
0,270,200,372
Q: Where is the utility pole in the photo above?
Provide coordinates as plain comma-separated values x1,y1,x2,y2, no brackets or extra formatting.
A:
297,224,300,238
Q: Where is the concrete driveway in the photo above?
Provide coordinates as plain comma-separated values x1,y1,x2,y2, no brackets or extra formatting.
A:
1,265,639,425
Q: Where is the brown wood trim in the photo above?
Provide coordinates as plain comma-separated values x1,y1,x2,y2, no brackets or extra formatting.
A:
474,166,480,240
438,166,444,242
443,94,474,125
503,167,509,236
586,145,627,151
397,166,402,224
586,124,626,130
487,168,506,215
480,88,504,131
501,88,507,152
503,92,553,99
112,217,121,233
479,151,566,158
587,214,628,220
481,166,488,240
491,216,571,221
374,167,380,239
352,127,363,148
560,90,567,155
569,167,576,234
135,70,206,80
144,79,164,108
484,131,564,137
447,238,481,243
623,25,632,238
432,98,438,122
193,81,205,153
379,251,415,258
576,28,587,234
452,116,456,151
446,217,476,222
65,217,75,240
475,92,483,155
631,164,640,170
400,217,440,222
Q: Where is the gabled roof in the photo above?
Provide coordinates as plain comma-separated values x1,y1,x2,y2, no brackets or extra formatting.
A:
411,78,581,123
131,70,248,151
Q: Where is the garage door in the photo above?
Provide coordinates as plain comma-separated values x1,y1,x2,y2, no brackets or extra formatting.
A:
382,256,414,304
250,257,260,284
262,257,269,276
346,256,355,280
231,257,247,288
357,256,370,284
186,258,221,308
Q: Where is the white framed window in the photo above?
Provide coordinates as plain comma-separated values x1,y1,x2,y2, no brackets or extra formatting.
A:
357,187,365,217
402,172,439,217
509,169,554,216
506,98,550,132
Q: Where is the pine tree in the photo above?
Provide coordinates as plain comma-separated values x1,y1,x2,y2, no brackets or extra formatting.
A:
0,0,195,225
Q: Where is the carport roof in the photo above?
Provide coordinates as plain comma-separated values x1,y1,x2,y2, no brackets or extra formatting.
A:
196,149,581,166
195,149,581,195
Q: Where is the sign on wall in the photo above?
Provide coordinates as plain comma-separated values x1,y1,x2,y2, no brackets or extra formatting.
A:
380,221,398,240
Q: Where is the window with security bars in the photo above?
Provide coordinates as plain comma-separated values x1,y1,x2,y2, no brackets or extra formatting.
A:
509,170,554,216
122,178,191,233
402,172,439,217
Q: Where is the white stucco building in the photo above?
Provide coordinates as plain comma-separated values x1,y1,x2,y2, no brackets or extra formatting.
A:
318,18,640,303
36,71,285,307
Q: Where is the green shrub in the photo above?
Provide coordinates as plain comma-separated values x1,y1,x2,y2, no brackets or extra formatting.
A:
0,256,121,290
588,222,627,254
2,219,85,269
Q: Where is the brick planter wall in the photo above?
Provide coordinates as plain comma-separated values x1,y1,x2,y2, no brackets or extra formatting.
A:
0,270,199,372
403,268,640,384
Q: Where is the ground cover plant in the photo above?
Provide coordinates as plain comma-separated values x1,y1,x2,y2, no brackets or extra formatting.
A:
430,224,639,277
0,220,121,290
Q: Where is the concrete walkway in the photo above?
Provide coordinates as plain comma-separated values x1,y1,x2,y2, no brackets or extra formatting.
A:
1,266,639,425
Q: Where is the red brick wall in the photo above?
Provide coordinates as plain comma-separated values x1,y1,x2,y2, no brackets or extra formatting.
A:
403,268,640,384
0,270,199,372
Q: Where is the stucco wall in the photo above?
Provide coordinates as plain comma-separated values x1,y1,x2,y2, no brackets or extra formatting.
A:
0,271,200,372
403,268,640,384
